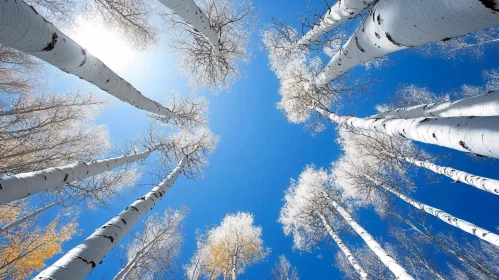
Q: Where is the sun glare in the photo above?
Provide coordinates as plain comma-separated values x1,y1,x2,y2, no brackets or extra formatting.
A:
70,18,138,71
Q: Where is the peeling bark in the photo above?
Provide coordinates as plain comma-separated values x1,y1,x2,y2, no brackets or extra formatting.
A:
33,158,186,280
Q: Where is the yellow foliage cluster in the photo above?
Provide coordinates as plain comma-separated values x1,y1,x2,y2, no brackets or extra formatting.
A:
0,206,78,280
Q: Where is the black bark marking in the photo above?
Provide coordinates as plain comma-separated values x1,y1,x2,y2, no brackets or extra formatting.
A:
376,14,382,25
479,0,499,11
120,218,127,225
131,206,139,211
375,32,381,39
42,33,58,51
138,196,146,200
385,33,405,47
76,256,97,268
355,37,365,52
474,154,487,158
63,174,69,182
419,118,431,123
100,235,114,243
79,48,87,67
432,133,437,139
441,37,452,42
0,184,2,190
459,141,471,151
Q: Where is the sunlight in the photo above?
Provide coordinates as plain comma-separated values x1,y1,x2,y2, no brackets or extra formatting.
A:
70,18,138,71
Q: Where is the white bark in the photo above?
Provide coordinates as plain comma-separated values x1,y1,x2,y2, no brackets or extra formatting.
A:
317,211,368,280
0,193,81,233
34,158,186,280
0,0,176,117
0,149,153,204
157,0,220,50
322,192,414,279
403,157,499,195
296,0,375,46
313,0,499,86
371,91,499,119
316,107,499,159
381,186,499,247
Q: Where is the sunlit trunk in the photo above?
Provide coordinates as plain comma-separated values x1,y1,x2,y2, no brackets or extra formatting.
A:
34,158,186,280
403,157,499,195
322,192,414,279
371,91,499,119
156,0,220,51
316,107,499,159
381,185,499,247
296,0,375,46
313,0,499,86
316,211,368,280
0,149,154,204
0,0,176,117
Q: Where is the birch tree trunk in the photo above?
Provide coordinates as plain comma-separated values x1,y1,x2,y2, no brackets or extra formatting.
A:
113,239,155,280
156,0,220,51
316,211,368,280
34,158,186,280
296,0,375,46
381,185,499,247
231,255,237,280
371,91,499,119
0,148,153,204
322,192,414,279
403,157,499,195
0,193,81,233
0,0,176,117
313,0,499,87
316,107,499,159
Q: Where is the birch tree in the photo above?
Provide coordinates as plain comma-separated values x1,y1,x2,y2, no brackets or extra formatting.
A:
271,255,299,280
332,141,499,247
0,168,140,233
185,212,269,280
160,0,258,91
336,127,499,195
0,0,204,124
334,244,395,280
114,207,186,280
312,0,499,87
0,206,78,280
280,166,412,279
295,0,374,47
34,127,218,280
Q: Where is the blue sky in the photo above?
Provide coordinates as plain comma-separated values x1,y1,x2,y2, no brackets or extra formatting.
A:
35,0,499,279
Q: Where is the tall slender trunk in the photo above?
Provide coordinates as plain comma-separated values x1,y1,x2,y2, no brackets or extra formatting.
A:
316,107,499,158
113,225,173,280
115,257,139,280
0,0,176,117
156,0,220,51
381,185,499,247
231,254,237,280
316,211,368,280
313,0,499,86
296,0,375,46
0,192,82,233
0,148,154,204
34,158,186,280
371,91,499,119
403,157,499,195
322,192,414,279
